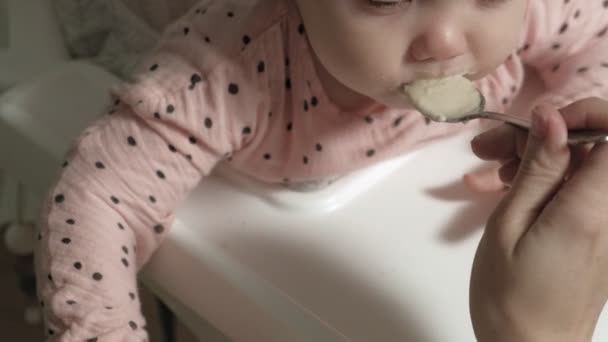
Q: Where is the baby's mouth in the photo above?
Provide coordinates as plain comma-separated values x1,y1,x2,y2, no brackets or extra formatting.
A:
402,70,478,88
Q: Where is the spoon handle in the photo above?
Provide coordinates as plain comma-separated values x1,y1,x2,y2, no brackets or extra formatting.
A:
478,111,608,145
477,111,531,130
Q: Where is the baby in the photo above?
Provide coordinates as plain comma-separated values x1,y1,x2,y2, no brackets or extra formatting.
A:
35,0,608,340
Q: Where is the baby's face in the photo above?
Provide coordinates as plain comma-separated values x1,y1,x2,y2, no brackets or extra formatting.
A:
296,0,527,109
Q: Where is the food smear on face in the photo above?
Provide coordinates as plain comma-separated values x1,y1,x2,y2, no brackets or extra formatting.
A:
403,75,482,122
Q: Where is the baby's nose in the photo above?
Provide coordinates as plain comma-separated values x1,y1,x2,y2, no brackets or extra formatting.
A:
410,24,467,62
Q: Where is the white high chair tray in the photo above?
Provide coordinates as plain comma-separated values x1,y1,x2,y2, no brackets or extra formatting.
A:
141,129,608,342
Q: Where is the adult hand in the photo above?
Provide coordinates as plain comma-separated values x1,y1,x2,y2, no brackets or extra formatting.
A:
469,99,608,342
463,99,607,192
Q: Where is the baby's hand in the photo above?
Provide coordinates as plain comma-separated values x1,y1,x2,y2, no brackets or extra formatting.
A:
463,97,606,193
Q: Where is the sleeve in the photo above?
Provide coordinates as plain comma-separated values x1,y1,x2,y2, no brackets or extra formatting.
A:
520,0,608,108
34,3,266,341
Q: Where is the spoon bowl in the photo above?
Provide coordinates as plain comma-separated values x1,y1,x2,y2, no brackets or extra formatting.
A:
414,88,608,145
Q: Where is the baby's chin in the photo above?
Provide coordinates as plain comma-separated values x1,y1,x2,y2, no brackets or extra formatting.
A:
372,92,415,110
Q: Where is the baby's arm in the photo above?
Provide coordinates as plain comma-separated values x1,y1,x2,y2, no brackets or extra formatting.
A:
522,0,608,107
36,102,209,341
34,6,263,341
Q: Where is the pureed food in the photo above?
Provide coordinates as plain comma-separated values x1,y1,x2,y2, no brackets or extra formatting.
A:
403,75,481,122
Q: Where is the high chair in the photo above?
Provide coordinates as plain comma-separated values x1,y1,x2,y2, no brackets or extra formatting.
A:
4,1,608,341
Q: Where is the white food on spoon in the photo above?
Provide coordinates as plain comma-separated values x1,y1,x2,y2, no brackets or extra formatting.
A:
403,75,482,122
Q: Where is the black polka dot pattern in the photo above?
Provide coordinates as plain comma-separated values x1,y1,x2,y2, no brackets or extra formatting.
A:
204,117,213,128
228,83,239,94
242,35,251,45
189,74,203,89
393,116,403,127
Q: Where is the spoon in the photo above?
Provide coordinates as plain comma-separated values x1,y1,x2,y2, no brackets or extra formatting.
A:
412,87,608,145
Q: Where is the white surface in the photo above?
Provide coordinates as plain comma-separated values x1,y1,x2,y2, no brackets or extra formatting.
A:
142,132,493,342
0,0,68,91
144,130,608,342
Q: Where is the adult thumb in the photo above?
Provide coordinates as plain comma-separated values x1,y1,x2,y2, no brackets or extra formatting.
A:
497,104,570,234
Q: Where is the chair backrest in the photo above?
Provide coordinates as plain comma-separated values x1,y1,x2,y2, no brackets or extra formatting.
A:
0,61,120,194
0,0,69,91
